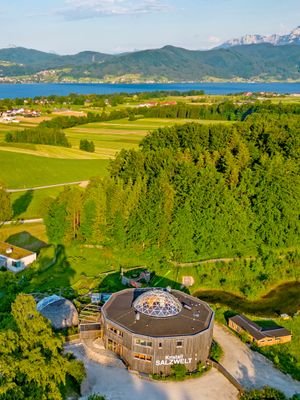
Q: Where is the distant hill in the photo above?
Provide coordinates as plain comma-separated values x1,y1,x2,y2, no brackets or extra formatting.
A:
219,26,300,48
0,47,112,77
0,44,300,82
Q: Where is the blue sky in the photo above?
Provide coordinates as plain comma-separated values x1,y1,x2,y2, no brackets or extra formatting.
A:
1,0,300,54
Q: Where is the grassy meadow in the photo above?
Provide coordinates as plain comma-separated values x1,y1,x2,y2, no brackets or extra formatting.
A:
0,150,109,189
10,187,65,219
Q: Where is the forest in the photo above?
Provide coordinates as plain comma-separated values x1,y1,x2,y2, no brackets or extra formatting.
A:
44,110,300,261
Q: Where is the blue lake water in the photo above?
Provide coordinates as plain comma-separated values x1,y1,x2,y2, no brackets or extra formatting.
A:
0,82,299,99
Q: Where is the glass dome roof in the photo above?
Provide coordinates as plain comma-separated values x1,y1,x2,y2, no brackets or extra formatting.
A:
37,295,64,311
133,289,182,318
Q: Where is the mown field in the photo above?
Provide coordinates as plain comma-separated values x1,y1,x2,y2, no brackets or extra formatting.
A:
0,150,109,189
10,187,65,219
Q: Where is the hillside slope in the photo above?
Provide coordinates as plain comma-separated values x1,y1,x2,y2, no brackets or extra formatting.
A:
1,44,300,81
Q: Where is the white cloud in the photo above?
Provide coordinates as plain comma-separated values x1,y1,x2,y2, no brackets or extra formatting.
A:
59,0,170,20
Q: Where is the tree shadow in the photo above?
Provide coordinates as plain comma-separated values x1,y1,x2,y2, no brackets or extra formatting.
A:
26,244,78,299
12,190,34,218
5,231,48,253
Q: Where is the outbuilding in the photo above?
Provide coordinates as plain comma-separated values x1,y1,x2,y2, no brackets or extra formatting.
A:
0,242,36,272
37,295,79,329
228,314,292,347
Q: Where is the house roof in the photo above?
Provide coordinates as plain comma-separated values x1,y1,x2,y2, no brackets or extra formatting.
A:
229,314,291,341
0,242,35,260
102,288,214,337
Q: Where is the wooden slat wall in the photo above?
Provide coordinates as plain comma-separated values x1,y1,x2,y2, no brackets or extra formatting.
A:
102,314,214,374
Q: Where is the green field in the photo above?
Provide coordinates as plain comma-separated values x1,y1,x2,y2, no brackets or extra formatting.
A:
10,187,65,219
0,222,48,251
0,150,109,189
0,117,233,160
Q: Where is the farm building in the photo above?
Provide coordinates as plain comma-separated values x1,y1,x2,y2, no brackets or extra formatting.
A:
37,295,79,329
228,314,292,347
101,288,214,374
0,242,36,272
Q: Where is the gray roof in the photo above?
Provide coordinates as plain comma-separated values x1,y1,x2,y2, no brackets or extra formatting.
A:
37,296,79,329
102,288,214,337
229,314,291,341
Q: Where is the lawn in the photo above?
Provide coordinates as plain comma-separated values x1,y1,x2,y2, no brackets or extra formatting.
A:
0,222,48,252
0,150,109,189
11,186,66,219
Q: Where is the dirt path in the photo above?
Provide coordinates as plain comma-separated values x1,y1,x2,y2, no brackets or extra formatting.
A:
213,323,300,397
6,180,89,192
1,218,43,225
169,256,254,267
69,344,239,400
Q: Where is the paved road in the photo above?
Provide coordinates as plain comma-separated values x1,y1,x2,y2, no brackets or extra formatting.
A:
6,180,89,193
214,323,300,397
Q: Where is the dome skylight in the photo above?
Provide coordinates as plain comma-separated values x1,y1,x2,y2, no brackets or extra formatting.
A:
133,289,182,318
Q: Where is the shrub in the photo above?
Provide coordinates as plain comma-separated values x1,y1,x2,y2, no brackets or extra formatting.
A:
240,386,287,400
80,139,95,153
209,340,223,362
170,364,187,380
88,395,106,400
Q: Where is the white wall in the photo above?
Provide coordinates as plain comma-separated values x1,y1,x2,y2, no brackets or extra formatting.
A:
5,253,36,273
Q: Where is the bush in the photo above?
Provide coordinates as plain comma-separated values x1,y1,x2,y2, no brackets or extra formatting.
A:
209,340,223,362
80,139,95,153
170,364,187,380
88,395,106,400
240,387,287,400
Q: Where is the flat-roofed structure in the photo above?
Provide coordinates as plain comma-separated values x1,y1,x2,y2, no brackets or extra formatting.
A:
101,288,214,374
228,314,292,347
0,242,36,272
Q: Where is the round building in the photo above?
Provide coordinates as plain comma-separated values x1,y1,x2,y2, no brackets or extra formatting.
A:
101,288,214,374
37,295,79,330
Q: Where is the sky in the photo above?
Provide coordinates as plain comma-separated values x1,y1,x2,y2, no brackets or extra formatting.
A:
0,0,300,54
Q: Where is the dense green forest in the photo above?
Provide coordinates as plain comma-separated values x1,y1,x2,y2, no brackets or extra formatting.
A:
45,111,300,261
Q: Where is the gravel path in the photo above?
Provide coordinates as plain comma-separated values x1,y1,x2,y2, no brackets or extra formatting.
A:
68,344,239,400
6,180,89,192
214,323,300,397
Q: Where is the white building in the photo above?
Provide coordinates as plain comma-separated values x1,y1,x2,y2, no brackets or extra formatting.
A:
0,242,36,273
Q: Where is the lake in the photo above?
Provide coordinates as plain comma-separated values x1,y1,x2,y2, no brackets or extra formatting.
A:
0,82,300,99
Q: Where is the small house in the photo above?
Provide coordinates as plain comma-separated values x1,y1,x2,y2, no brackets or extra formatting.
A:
0,242,36,273
228,314,292,347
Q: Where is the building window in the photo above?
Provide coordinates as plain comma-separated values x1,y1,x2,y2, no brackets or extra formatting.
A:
108,326,123,337
158,342,163,349
12,260,22,268
176,341,183,348
134,353,152,362
135,339,152,347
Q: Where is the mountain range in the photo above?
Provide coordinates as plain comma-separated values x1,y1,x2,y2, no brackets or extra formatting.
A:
0,42,300,83
219,26,300,48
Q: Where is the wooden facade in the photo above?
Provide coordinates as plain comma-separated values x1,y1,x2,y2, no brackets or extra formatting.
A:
101,289,214,374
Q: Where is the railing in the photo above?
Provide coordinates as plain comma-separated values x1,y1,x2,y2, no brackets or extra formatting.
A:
207,360,244,393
